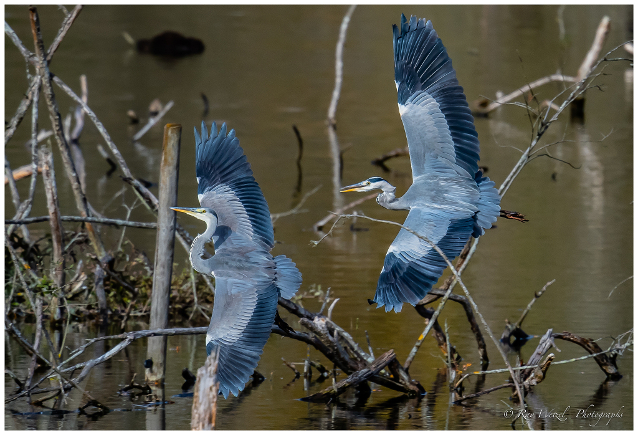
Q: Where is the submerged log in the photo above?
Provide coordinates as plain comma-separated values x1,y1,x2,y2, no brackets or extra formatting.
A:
299,349,395,403
191,348,220,430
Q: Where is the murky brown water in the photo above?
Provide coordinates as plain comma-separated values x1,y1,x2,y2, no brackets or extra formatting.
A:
5,4,633,430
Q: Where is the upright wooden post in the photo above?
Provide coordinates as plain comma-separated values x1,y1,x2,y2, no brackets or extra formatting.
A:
146,124,181,384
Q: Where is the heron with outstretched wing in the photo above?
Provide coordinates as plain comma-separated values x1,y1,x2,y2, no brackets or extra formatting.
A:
173,122,302,398
341,14,501,313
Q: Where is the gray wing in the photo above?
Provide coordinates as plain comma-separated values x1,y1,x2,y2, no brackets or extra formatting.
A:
206,276,278,399
394,14,480,179
374,208,474,313
196,122,274,250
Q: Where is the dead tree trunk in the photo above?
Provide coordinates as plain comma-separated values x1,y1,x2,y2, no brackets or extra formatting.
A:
191,347,220,430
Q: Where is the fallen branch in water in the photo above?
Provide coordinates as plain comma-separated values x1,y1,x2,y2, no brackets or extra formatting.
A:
299,349,395,403
312,212,526,407
472,74,577,116
552,331,626,380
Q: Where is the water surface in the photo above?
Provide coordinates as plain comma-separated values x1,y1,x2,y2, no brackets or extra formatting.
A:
5,4,633,430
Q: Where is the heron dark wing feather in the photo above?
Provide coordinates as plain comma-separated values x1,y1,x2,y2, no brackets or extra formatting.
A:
195,122,274,249
374,209,473,312
394,15,481,178
207,278,278,399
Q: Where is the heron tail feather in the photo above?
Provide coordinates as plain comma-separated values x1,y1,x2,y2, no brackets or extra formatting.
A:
472,170,501,237
273,255,302,300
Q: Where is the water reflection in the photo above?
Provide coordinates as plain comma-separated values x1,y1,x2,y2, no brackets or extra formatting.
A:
5,3,633,431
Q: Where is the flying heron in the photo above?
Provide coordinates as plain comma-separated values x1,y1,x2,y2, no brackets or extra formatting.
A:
340,14,501,313
173,122,302,398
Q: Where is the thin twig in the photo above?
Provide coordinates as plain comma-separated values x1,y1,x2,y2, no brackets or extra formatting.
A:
608,275,633,298
46,5,83,63
271,184,322,223
313,192,377,231
132,100,175,141
515,279,555,329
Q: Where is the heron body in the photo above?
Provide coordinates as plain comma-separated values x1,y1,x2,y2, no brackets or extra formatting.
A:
173,122,301,398
341,14,501,313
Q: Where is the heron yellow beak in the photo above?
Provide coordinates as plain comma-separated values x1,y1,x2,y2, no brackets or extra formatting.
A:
171,207,200,216
340,181,368,193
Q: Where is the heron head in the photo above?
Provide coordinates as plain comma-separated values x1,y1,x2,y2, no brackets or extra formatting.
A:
171,207,218,224
340,177,390,193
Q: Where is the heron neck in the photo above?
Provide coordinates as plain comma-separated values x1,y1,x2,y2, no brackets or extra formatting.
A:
377,185,404,210
190,218,217,276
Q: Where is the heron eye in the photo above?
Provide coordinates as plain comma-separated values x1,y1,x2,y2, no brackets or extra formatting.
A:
366,181,371,185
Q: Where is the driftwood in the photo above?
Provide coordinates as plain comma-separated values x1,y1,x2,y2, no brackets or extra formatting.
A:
4,163,43,184
5,215,157,229
300,349,395,403
472,74,577,116
552,331,622,380
191,348,220,430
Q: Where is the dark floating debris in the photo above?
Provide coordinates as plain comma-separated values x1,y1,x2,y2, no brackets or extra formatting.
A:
181,367,197,391
137,31,205,57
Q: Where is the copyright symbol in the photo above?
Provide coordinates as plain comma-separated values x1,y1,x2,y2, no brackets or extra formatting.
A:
504,409,514,418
